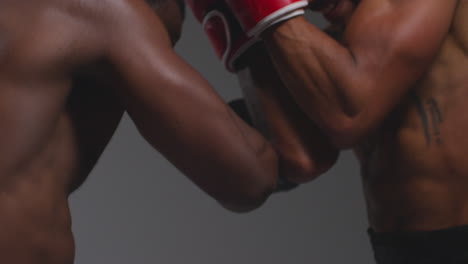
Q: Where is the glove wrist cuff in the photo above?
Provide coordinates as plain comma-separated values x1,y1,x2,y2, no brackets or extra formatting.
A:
247,2,307,36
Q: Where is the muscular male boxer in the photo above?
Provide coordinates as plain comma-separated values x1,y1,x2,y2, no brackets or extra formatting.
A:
211,0,468,262
0,0,327,262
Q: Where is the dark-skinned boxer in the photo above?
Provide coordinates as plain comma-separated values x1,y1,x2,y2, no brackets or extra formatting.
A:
189,0,468,262
0,0,339,263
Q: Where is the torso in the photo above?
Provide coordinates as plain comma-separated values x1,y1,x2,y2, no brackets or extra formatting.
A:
0,0,124,262
355,0,468,232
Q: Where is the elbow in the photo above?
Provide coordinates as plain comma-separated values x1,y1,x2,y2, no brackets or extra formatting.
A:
325,116,369,149
329,135,362,150
218,179,276,213
219,146,278,213
280,151,338,184
278,133,340,184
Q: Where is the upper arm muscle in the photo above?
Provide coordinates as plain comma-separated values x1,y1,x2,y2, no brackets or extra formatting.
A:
343,0,457,102
327,0,459,142
99,0,277,202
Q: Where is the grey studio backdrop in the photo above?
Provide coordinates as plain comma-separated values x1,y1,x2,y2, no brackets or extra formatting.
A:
69,11,374,264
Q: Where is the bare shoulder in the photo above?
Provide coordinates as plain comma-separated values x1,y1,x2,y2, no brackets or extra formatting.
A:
0,0,129,74
0,0,167,69
68,0,175,66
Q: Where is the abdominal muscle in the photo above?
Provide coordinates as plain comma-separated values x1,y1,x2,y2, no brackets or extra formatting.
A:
356,29,468,232
0,109,81,264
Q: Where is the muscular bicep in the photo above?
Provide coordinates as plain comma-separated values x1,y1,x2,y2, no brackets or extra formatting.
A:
101,0,278,206
341,0,457,110
105,0,232,152
263,0,457,147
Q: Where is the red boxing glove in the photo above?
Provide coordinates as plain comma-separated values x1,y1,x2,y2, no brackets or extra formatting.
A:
187,0,259,72
225,0,308,37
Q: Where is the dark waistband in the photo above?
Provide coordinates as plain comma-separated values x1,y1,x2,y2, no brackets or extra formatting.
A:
369,225,468,245
368,225,468,259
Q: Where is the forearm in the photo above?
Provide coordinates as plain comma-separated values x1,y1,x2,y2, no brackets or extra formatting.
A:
263,17,367,147
119,58,279,211
109,21,279,211
263,8,449,148
236,45,339,183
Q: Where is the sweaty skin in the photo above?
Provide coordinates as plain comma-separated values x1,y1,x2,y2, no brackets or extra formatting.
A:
263,0,468,232
0,0,286,262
